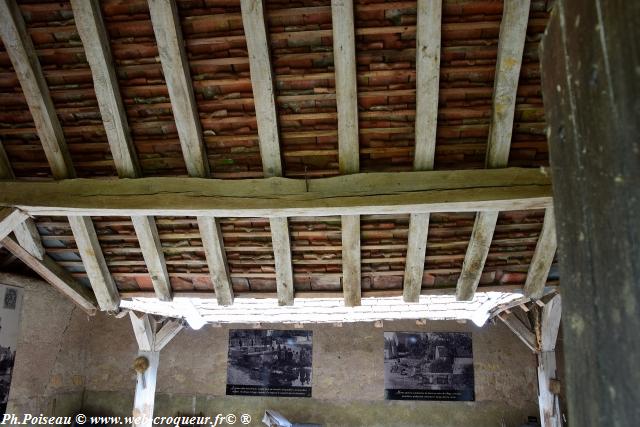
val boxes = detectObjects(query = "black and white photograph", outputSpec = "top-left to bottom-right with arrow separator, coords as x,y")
0,285 -> 23,414
384,332 -> 474,401
226,329 -> 313,398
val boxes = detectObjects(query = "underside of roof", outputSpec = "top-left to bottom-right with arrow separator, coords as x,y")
0,0 -> 558,322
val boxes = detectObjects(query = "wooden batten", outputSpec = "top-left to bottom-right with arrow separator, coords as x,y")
68,216 -> 120,311
1,237 -> 98,315
147,0 -> 209,178
0,0 -> 75,180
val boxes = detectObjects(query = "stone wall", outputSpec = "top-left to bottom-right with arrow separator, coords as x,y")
3,278 -> 540,426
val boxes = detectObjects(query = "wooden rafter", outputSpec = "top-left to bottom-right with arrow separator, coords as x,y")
403,0 -> 442,303
0,0 -> 75,180
147,0 -> 209,178
240,0 -> 282,178
0,168 -> 552,217
70,0 -> 141,178
524,206 -> 557,299
71,0 -> 175,304
332,0 -> 362,307
196,216 -> 234,305
270,217 -> 294,306
456,0 -> 531,301
68,216 -> 120,311
131,216 -> 172,302
0,208 -> 28,241
0,237 -> 98,315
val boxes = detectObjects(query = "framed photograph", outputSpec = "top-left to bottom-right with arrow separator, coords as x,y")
384,332 -> 474,401
226,329 -> 313,398
3,289 -> 16,310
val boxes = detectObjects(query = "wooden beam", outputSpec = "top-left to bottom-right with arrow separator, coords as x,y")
0,208 -> 28,241
68,216 -> 120,311
196,216 -> 233,306
0,0 -> 75,179
1,237 -> 97,315
240,0 -> 282,178
129,311 -> 154,351
132,350 -> 159,427
540,294 -> 561,352
341,214 -> 361,307
332,0 -> 359,174
0,140 -> 14,179
13,219 -> 45,260
0,168 -> 553,217
403,213 -> 429,302
154,319 -> 183,351
131,216 -> 172,302
70,0 -> 141,178
455,1 -> 531,302
524,207 -> 557,299
498,312 -> 538,353
147,0 -> 209,178
270,217 -> 294,306
413,0 -> 442,171
486,0 -> 531,168
456,211 -> 499,301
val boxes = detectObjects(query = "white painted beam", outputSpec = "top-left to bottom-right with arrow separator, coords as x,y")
524,207 -> 557,299
0,0 -> 75,179
68,216 -> 120,311
154,319 -> 183,351
70,0 -> 141,178
132,216 -> 172,302
129,311 -> 154,351
240,0 -> 282,178
538,294 -> 562,427
196,216 -> 233,306
147,0 -> 209,178
0,208 -> 28,242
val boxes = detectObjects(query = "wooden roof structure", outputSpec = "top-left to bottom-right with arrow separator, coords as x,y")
0,0 -> 558,317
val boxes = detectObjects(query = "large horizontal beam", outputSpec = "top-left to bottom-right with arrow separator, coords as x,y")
0,168 -> 552,217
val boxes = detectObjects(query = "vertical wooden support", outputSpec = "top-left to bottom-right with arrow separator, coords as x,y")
537,295 -> 562,427
541,2 -> 640,425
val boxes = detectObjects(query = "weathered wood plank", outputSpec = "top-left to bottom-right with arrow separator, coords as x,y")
131,216 -> 172,302
13,219 -> 45,260
68,216 -> 120,311
524,207 -> 557,299
537,350 -> 562,427
332,0 -> 359,174
0,208 -> 28,241
132,350 -> 159,427
196,216 -> 233,305
486,0 -> 531,168
0,141 -> 14,179
341,214 -> 361,307
0,168 -> 553,217
540,294 -> 561,352
498,312 -> 537,353
541,1 -> 640,424
154,319 -> 183,351
270,217 -> 294,306
0,0 -> 75,179
1,236 -> 97,315
147,0 -> 209,177
70,0 -> 141,178
413,0 -> 442,171
240,0 -> 282,178
129,311 -> 154,351
403,212 -> 429,302
456,211 -> 499,301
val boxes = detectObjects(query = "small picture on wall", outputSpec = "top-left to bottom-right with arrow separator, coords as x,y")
3,289 -> 16,310
384,332 -> 475,401
226,329 -> 313,398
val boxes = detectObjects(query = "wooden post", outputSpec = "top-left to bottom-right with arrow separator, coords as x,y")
541,1 -> 640,425
537,295 -> 562,427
